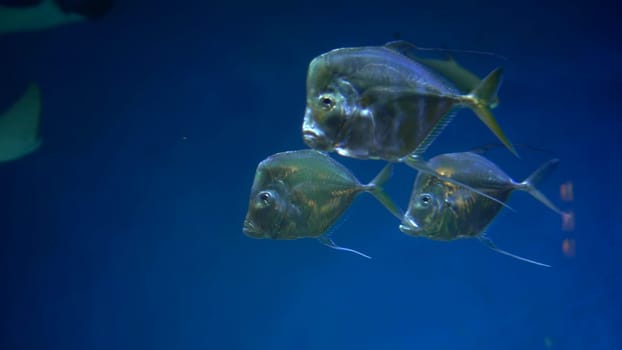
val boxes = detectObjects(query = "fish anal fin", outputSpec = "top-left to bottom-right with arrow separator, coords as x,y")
478,235 -> 551,267
317,235 -> 372,259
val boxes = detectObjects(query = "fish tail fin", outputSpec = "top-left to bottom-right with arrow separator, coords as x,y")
463,68 -> 518,158
471,67 -> 502,104
479,235 -> 551,267
366,163 -> 404,220
519,158 -> 565,216
317,235 -> 372,259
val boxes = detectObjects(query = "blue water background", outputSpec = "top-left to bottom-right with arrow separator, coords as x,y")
0,1 -> 620,349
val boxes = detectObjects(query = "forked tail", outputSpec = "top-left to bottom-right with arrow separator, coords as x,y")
366,163 -> 404,220
519,158 -> 564,216
464,68 -> 518,158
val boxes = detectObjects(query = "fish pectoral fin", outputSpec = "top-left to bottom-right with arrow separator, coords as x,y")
478,235 -> 551,267
317,235 -> 372,259
403,155 -> 515,212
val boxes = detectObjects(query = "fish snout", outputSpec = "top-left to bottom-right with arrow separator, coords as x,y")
399,215 -> 422,236
242,220 -> 263,238
302,129 -> 333,152
303,131 -> 332,151
302,108 -> 335,151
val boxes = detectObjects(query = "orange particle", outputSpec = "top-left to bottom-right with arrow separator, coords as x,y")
562,211 -> 575,231
562,238 -> 576,258
560,181 -> 574,202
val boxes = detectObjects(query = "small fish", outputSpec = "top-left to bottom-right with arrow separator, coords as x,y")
0,0 -> 113,34
0,83 -> 42,162
399,151 -> 564,267
243,149 -> 402,259
302,40 -> 516,163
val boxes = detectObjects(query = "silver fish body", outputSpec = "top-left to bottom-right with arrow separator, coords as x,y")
399,152 -> 562,241
243,149 -> 401,240
302,41 -> 516,161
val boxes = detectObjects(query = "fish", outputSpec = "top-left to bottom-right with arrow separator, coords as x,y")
398,151 -> 564,267
0,83 -> 42,162
302,40 -> 516,209
242,149 -> 402,259
301,40 -> 516,163
0,0 -> 113,34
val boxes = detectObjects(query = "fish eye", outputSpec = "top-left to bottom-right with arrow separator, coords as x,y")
257,191 -> 273,206
419,193 -> 432,207
318,94 -> 335,110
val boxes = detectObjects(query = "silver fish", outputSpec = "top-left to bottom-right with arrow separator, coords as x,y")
243,149 -> 402,258
302,40 -> 516,162
399,152 -> 564,267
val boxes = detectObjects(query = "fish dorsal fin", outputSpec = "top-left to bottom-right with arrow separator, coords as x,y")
385,41 -> 500,107
413,56 -> 489,100
385,40 -> 508,60
317,235 -> 372,259
469,143 -> 556,156
478,234 -> 551,267
384,40 -> 420,58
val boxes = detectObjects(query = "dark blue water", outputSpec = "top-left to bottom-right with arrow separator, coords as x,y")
0,1 -> 619,349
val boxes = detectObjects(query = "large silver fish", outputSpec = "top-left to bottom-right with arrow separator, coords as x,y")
399,151 -> 564,267
302,40 -> 516,163
242,149 -> 402,258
